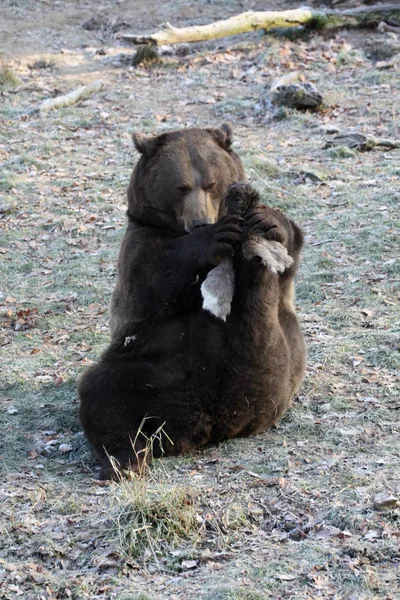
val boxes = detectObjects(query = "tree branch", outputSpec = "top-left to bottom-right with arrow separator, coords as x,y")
119,5 -> 400,46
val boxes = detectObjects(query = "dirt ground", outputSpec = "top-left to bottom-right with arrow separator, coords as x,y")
1,1 -> 399,599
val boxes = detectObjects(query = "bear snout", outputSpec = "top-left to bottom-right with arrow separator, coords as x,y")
182,189 -> 219,232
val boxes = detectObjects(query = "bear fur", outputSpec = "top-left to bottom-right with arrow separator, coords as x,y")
78,124 -> 306,480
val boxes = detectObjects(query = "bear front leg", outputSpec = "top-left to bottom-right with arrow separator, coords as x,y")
230,203 -> 303,321
156,214 -> 243,312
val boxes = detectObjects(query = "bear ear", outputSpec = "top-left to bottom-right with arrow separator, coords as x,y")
132,132 -> 151,154
132,131 -> 154,154
219,122 -> 233,146
132,132 -> 167,157
209,122 -> 233,150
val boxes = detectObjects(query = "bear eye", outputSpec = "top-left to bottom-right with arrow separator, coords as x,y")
205,181 -> 216,191
177,184 -> 192,194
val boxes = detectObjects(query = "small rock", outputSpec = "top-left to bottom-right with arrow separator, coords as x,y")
7,406 -> 18,415
59,443 -> 73,453
292,170 -> 325,185
373,492 -> 399,512
29,59 -> 55,70
270,81 -> 323,110
181,559 -> 198,570
377,54 -> 400,70
324,133 -> 375,152
369,35 -> 400,59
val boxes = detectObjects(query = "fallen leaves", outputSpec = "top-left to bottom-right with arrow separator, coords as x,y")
2,307 -> 40,331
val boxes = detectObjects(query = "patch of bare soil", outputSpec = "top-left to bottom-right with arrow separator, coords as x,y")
1,1 -> 399,599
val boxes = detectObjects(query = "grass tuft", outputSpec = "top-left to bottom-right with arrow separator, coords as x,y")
132,46 -> 160,67
103,423 -> 198,562
336,46 -> 364,66
108,471 -> 197,560
307,12 -> 329,30
0,60 -> 22,89
273,105 -> 291,121
204,588 -> 268,600
328,145 -> 357,159
243,153 -> 281,180
119,594 -> 152,600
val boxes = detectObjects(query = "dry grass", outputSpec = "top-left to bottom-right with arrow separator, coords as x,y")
109,475 -> 197,561
0,59 -> 22,89
104,427 -> 199,564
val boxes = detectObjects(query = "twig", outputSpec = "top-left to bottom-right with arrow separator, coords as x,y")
322,200 -> 349,208
265,184 -> 299,199
375,138 -> 400,149
29,79 -> 104,115
9,83 -> 38,94
378,20 -> 400,35
311,239 -> 337,247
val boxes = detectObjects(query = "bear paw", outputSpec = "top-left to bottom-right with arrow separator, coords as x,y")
244,206 -> 287,245
225,182 -> 260,216
242,238 -> 294,273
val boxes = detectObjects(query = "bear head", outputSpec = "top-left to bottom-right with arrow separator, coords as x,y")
127,123 -> 246,233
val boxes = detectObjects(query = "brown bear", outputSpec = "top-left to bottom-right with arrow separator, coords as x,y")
78,124 -> 306,480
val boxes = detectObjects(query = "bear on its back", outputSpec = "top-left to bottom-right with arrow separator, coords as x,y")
78,124 -> 306,480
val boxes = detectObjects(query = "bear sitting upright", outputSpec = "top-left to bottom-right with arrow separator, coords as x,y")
78,124 -> 306,480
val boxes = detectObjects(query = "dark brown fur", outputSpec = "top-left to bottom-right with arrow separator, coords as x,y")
78,125 -> 306,479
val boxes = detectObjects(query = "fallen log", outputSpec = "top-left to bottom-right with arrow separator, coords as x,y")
31,79 -> 104,115
324,132 -> 400,151
120,4 -> 400,46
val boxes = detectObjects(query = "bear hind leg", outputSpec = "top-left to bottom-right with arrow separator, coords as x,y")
97,436 -> 151,481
